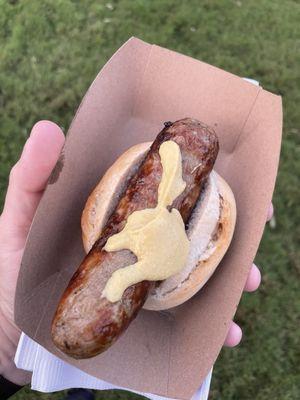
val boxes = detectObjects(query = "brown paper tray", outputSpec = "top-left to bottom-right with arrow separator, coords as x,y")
15,37 -> 282,399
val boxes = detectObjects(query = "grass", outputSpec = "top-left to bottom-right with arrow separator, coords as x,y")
0,0 -> 299,399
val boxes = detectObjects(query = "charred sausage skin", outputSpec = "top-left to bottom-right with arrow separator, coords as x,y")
51,118 -> 219,358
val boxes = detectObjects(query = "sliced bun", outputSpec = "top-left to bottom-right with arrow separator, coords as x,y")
144,172 -> 236,310
81,142 -> 236,310
81,142 -> 152,253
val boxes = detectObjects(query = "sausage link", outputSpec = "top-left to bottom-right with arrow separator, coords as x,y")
51,118 -> 219,358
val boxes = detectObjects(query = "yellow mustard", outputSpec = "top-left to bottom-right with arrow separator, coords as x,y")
103,140 -> 190,302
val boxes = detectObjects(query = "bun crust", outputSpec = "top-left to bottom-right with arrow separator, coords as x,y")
81,142 -> 151,252
81,142 -> 236,310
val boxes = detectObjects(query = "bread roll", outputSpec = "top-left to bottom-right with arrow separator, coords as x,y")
81,142 -> 236,310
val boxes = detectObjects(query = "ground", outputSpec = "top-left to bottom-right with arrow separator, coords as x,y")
0,0 -> 299,399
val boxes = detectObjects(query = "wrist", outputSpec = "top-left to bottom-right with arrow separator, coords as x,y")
0,309 -> 31,385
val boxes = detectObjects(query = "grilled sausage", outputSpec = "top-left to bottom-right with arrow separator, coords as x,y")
51,118 -> 219,358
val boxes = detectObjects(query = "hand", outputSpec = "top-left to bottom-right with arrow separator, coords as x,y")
0,121 -> 65,384
0,119 -> 273,383
224,203 -> 274,347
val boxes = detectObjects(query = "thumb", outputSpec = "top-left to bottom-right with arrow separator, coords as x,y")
1,120 -> 65,244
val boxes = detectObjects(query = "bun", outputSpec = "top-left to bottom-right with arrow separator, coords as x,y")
81,142 -> 236,310
81,142 -> 151,253
145,171 -> 236,310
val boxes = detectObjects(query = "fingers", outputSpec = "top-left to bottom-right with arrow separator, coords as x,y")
224,202 -> 273,348
226,263 -> 261,347
243,200 -> 272,294
1,121 -> 65,236
10,120 -> 65,192
267,202 -> 274,222
244,263 -> 261,292
243,200 -> 271,293
224,321 -> 242,347
225,263 -> 260,347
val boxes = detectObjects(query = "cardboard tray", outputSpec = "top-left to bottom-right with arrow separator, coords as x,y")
15,37 -> 282,399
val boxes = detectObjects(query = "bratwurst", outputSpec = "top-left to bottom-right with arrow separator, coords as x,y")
51,118 -> 219,358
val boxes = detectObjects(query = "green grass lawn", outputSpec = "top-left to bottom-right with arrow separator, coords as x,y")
1,0 -> 299,399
